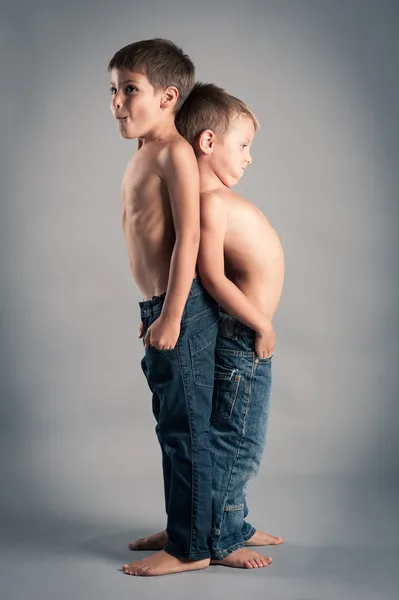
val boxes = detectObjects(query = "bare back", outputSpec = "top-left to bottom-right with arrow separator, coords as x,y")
121,139 -> 192,299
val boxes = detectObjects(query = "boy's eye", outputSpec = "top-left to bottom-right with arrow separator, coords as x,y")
126,85 -> 137,93
241,144 -> 248,149
110,87 -> 117,95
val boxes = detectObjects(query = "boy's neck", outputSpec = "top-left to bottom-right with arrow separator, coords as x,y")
140,118 -> 179,144
198,161 -> 227,193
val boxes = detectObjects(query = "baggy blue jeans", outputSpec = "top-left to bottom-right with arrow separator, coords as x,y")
209,311 -> 273,560
139,278 -> 218,560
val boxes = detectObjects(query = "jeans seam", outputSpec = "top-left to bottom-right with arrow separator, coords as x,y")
243,358 -> 256,422
216,348 -> 254,357
180,343 -> 197,555
214,429 -> 246,550
182,306 -> 214,327
224,503 -> 245,511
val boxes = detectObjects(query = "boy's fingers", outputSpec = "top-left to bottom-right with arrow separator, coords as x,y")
255,346 -> 274,359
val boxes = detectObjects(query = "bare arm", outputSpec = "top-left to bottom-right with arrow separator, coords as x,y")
198,192 -> 271,335
160,140 -> 200,321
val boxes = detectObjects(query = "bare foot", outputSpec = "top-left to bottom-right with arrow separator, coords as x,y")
245,530 -> 283,546
128,530 -> 167,551
211,548 -> 272,569
122,550 -> 210,577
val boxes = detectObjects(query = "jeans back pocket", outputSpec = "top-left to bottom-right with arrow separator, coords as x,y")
211,363 -> 241,422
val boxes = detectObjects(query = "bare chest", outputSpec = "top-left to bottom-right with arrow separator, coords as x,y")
121,157 -> 166,228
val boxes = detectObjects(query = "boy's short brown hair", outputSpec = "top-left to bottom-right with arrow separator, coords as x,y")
175,83 -> 259,149
108,38 -> 195,111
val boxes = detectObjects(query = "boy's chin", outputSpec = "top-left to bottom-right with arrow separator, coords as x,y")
118,130 -> 138,140
116,122 -> 139,140
223,175 -> 240,188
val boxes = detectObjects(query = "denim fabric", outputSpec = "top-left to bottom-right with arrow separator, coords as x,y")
140,278 -> 218,560
210,311 -> 273,559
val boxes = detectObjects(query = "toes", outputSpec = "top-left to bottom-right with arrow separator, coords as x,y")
249,554 -> 272,568
261,558 -> 270,567
249,559 -> 259,568
254,557 -> 264,568
271,535 -> 283,544
123,562 -> 140,575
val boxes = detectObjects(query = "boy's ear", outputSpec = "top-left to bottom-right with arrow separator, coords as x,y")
198,129 -> 216,155
160,86 -> 179,109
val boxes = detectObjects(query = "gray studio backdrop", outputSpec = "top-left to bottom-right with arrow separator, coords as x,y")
1,0 -> 398,558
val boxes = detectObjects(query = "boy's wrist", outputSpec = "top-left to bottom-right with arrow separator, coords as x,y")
256,318 -> 273,335
160,311 -> 182,323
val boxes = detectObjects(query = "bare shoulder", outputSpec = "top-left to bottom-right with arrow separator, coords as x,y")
200,188 -> 231,227
157,136 -> 196,170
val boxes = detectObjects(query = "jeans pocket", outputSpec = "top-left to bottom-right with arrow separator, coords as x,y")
258,353 -> 274,363
148,345 -> 176,354
189,319 -> 218,387
211,364 -> 241,422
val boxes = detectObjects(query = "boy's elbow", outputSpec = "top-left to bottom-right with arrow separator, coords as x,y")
198,267 -> 220,291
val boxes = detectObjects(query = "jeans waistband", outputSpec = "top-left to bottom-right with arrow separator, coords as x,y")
139,277 -> 205,319
218,311 -> 255,341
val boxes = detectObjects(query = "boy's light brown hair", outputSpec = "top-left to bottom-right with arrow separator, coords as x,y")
108,38 -> 195,111
175,82 -> 259,151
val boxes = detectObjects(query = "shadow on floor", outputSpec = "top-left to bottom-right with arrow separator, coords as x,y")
0,510 -> 155,563
1,510 -> 399,596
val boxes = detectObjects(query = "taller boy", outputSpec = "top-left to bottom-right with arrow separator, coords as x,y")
109,39 -> 218,576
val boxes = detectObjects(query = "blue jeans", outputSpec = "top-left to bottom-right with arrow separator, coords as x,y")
140,278 -> 218,560
209,311 -> 273,560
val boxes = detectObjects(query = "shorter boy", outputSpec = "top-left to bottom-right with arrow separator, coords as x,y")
131,84 -> 284,569
177,83 -> 284,568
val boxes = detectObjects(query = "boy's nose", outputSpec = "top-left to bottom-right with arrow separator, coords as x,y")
112,91 -> 123,110
246,153 -> 252,164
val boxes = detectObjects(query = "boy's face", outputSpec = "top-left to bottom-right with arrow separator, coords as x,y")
212,116 -> 255,187
109,70 -> 162,139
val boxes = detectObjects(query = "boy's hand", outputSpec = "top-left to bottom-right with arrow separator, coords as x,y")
144,315 -> 181,351
255,320 -> 275,359
138,322 -> 144,339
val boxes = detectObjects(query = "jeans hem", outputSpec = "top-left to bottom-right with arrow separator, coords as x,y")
164,543 -> 210,561
242,525 -> 256,541
211,541 -> 245,560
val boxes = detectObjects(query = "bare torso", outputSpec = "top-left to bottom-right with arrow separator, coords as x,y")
121,141 -> 184,299
222,190 -> 284,320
